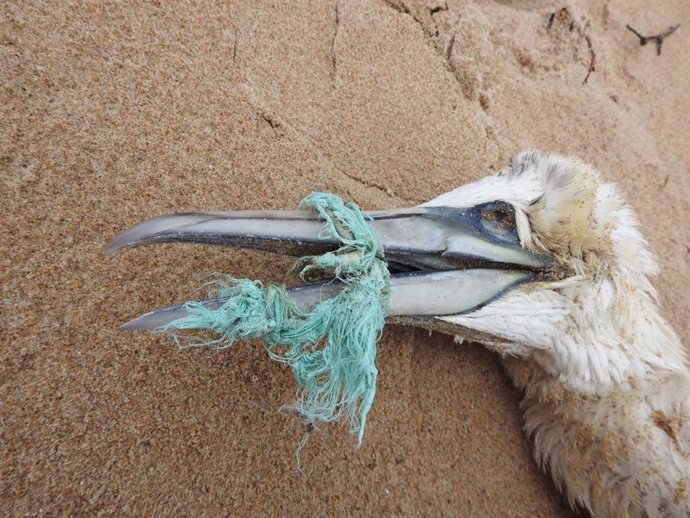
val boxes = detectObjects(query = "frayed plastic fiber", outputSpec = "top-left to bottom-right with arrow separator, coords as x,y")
162,193 -> 390,444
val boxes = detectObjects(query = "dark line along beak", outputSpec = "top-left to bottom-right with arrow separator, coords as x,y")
106,201 -> 556,330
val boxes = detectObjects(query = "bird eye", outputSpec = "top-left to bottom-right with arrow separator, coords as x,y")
481,208 -> 512,234
477,202 -> 519,245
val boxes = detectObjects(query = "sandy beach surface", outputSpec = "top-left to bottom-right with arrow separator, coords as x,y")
2,0 -> 688,515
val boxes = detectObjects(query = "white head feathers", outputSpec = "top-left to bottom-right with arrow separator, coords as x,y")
429,150 -> 687,394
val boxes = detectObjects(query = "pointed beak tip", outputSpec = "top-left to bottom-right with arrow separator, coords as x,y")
102,243 -> 118,256
120,319 -> 138,331
103,233 -> 134,256
120,318 -> 155,331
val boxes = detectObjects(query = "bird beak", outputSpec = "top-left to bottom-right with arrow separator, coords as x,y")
105,201 -> 558,331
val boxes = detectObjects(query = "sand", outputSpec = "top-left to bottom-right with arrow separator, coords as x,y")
2,0 -> 688,515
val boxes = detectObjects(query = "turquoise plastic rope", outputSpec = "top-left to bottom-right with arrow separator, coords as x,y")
163,193 -> 390,444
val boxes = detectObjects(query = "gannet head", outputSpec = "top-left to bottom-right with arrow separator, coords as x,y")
105,150 -> 688,395
427,151 -> 687,394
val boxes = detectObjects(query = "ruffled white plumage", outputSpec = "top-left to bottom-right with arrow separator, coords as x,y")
433,151 -> 689,517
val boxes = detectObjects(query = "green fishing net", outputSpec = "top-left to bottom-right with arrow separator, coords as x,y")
163,193 -> 390,444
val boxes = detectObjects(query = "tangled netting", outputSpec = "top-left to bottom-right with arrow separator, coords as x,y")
163,193 -> 390,444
